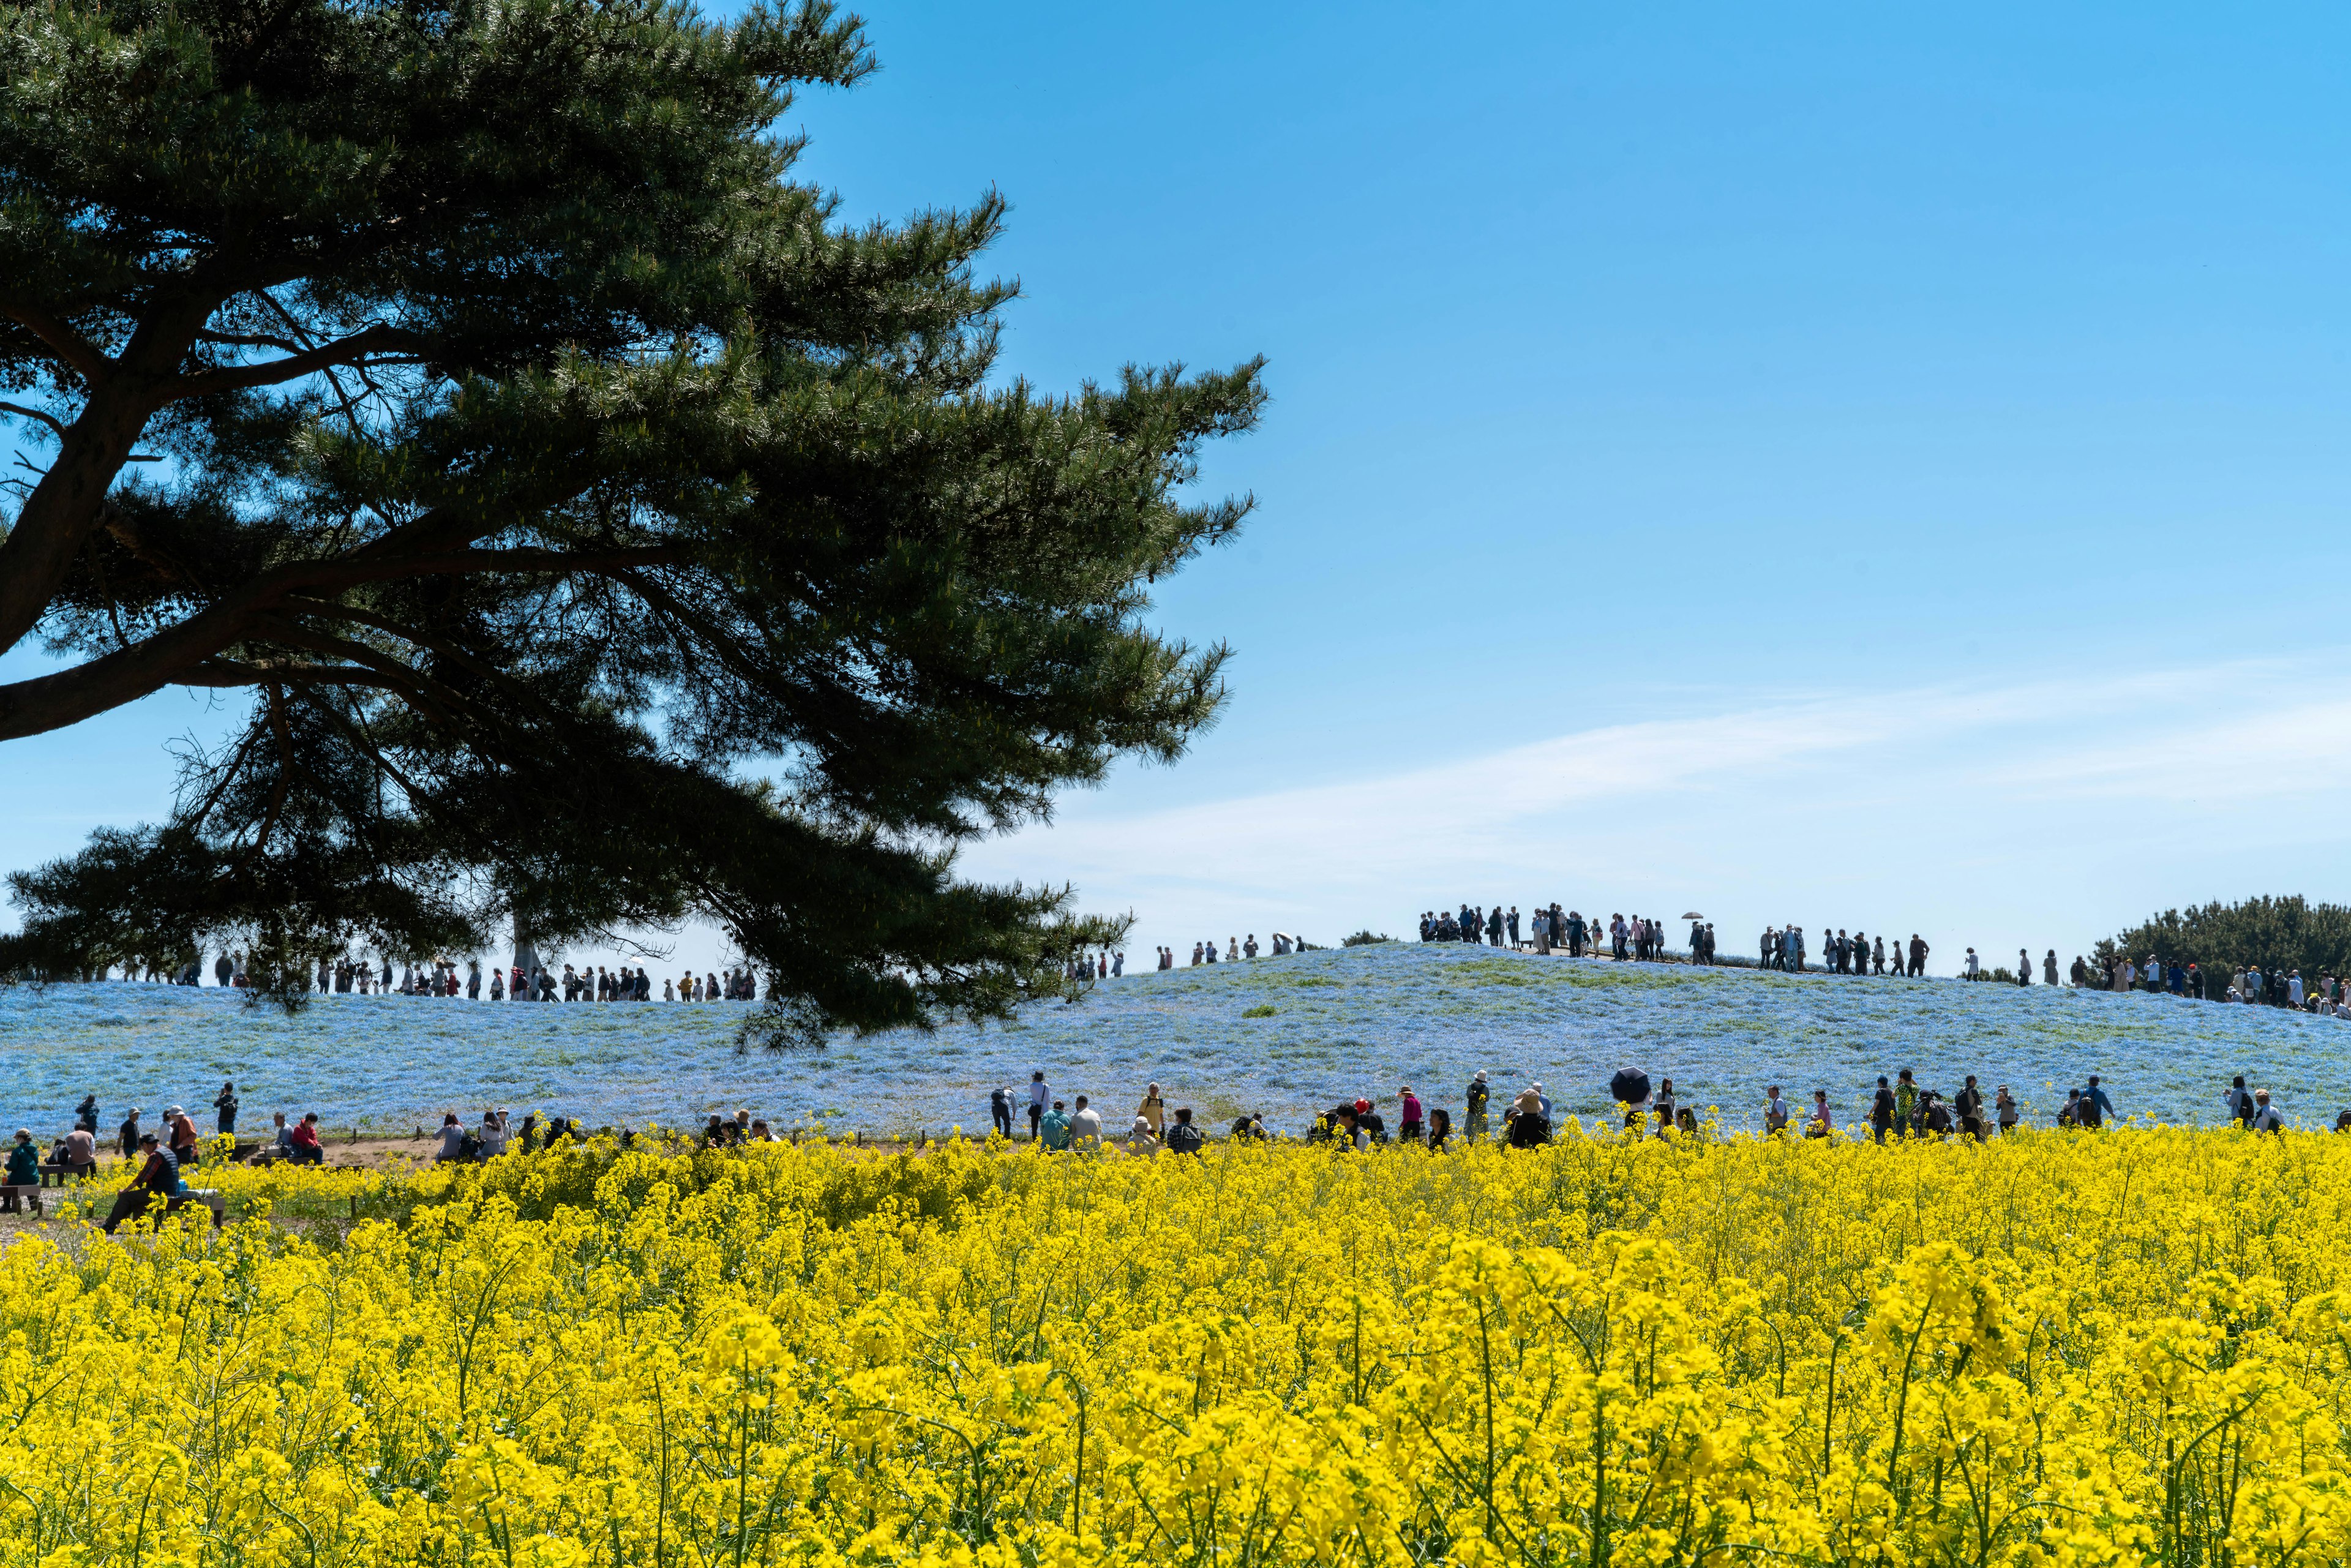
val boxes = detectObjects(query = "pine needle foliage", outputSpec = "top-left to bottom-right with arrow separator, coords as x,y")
0,0 -> 1267,1043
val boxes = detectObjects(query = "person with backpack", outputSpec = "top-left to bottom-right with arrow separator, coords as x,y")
2227,1075 -> 2255,1128
1464,1072 -> 1490,1141
1869,1076 -> 1895,1144
1165,1108 -> 1204,1155
2250,1090 -> 2284,1134
1954,1076 -> 1985,1141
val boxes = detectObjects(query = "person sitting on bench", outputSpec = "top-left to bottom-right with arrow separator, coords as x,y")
2,1129 -> 40,1212
102,1134 -> 182,1233
287,1113 -> 324,1166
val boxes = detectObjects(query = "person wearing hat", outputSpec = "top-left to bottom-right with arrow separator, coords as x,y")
1507,1085 -> 1548,1147
2,1130 -> 39,1210
165,1105 -> 200,1169
116,1106 -> 141,1161
1397,1087 -> 1423,1142
102,1134 -> 182,1233
1465,1071 -> 1490,1142
1352,1098 -> 1386,1144
1126,1116 -> 1158,1155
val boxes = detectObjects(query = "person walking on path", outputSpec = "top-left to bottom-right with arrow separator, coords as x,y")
1026,1072 -> 1048,1140
1398,1086 -> 1423,1142
213,1081 -> 238,1136
2044,950 -> 2058,986
1996,1086 -> 2018,1135
116,1106 -> 141,1161
1763,1086 -> 1790,1135
1908,935 -> 1928,977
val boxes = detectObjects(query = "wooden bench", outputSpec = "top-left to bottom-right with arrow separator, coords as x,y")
37,1160 -> 94,1187
0,1185 -> 43,1217
168,1189 -> 226,1228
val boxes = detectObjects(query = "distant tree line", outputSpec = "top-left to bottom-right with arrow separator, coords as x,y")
2094,897 -> 2351,985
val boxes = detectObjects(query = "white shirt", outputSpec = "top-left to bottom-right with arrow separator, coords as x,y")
1071,1107 -> 1102,1144
1028,1081 -> 1049,1109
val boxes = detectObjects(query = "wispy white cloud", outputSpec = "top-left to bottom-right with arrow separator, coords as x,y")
956,655 -> 2351,949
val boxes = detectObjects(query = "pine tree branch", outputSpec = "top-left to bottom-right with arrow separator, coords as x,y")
0,299 -> 111,381
0,401 -> 67,441
181,659 -> 407,691
169,324 -> 429,399
0,544 -> 679,741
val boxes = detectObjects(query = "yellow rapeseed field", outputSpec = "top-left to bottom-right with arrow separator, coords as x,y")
4,1125 -> 2349,1568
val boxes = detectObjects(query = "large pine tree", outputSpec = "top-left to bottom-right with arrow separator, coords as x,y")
0,0 -> 1264,1041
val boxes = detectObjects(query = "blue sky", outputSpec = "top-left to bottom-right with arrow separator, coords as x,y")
12,1 -> 2351,975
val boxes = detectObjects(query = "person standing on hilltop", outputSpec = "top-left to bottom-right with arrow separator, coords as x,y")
1908,934 -> 1928,977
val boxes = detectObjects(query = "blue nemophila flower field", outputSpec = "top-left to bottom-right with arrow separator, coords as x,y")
0,943 -> 2339,1135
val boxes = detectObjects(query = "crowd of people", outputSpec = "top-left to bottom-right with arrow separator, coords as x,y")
1158,934 -> 1305,968
50,952 -> 767,1002
1421,906 -> 1733,963
976,1058 -> 2351,1155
